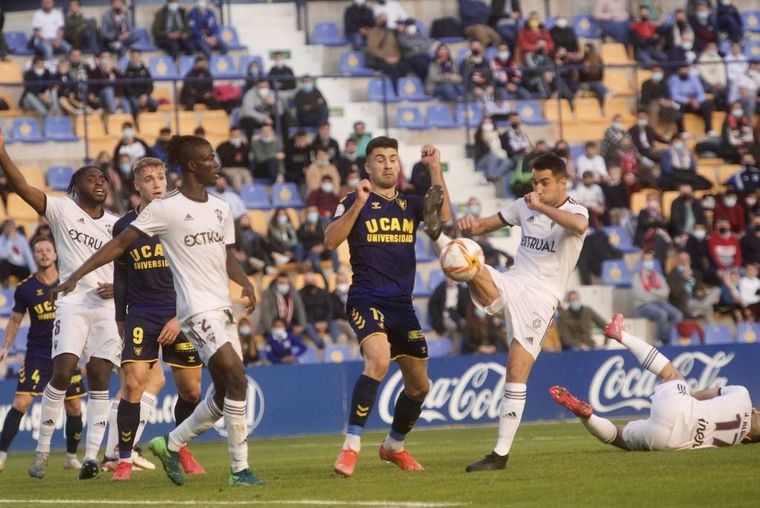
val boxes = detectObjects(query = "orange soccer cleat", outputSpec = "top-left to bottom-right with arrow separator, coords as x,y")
603,314 -> 625,342
378,445 -> 425,472
178,445 -> 205,475
333,448 -> 359,477
111,461 -> 133,481
550,386 -> 593,418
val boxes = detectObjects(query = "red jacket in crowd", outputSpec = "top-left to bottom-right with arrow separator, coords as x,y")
713,200 -> 746,234
708,233 -> 742,270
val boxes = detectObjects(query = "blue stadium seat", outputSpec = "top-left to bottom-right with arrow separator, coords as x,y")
238,54 -> 265,75
272,183 -> 304,208
44,116 -> 78,142
220,25 -> 247,50
569,144 -> 585,160
239,184 -> 271,210
11,327 -> 28,354
428,269 -> 445,291
455,47 -> 470,65
428,337 -> 453,357
456,103 -> 483,128
210,55 -> 237,78
601,259 -> 632,287
735,323 -> 760,344
603,226 -> 638,253
415,20 -> 428,36
5,31 -> 34,55
415,235 -> 434,262
149,56 -> 179,80
47,166 -> 74,191
545,16 -> 557,29
744,40 -> 760,60
312,22 -> 347,46
426,104 -> 458,129
324,344 -> 354,363
396,106 -> 427,130
573,14 -> 601,39
12,117 -> 45,143
742,10 -> 760,33
703,325 -> 733,345
413,272 -> 432,298
516,101 -> 549,125
367,77 -> 399,102
339,51 -> 374,76
299,346 -> 320,364
0,288 -> 13,317
397,77 -> 430,101
117,54 -> 129,72
178,55 -> 196,77
130,27 -> 158,52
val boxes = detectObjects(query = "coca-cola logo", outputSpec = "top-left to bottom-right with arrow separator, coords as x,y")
589,351 -> 734,413
378,362 -> 505,424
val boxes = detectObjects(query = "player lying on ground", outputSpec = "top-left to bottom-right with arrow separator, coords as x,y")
0,237 -> 85,472
552,314 -> 760,450
51,135 -> 262,487
0,130 -> 120,480
428,153 -> 589,472
325,139 -> 452,477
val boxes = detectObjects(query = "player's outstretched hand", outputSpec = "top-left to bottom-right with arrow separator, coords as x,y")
0,347 -> 8,362
242,284 -> 257,314
157,317 -> 180,346
355,178 -> 371,204
420,144 -> 441,169
96,282 -> 114,299
49,278 -> 78,303
457,215 -> 481,235
524,192 -> 545,212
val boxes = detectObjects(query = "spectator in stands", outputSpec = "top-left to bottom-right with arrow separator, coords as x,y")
242,58 -> 265,94
239,79 -> 279,138
660,135 -> 711,191
669,64 -> 715,136
90,50 -> 132,114
31,0 -> 70,59
214,126 -> 251,189
667,250 -> 720,320
100,0 -> 136,55
725,41 -> 748,89
633,251 -> 683,343
250,124 -> 285,183
264,318 -> 307,364
67,47 -> 91,85
21,56 -> 60,118
425,43 -> 465,101
630,5 -> 666,65
235,213 -> 273,275
397,19 -> 434,82
739,263 -> 760,321
499,112 -> 532,159
489,0 -> 521,50
670,183 -> 706,236
210,173 -> 246,220
306,176 -> 340,219
238,317 -> 261,365
741,215 -> 760,265
180,55 -> 219,110
634,193 -> 672,265
295,75 -> 329,128
300,272 -> 337,348
639,65 -> 680,133
311,122 -> 340,164
337,139 -> 359,183
576,141 -> 608,183
718,268 -> 746,322
284,130 -> 312,184
305,147 -> 341,194
187,0 -> 227,57
578,43 -> 608,110
348,121 -> 371,158
721,102 -> 754,163
341,167 -> 361,197
329,272 -> 356,344
517,11 -> 553,61
489,42 -> 529,100
729,153 -> 760,194
474,117 -> 512,183
523,38 -> 553,98
665,9 -> 694,57
709,218 -> 742,272
63,0 -> 99,54
268,51 -> 296,92
682,222 -> 718,284
730,61 -> 760,119
550,14 -> 580,60
372,0 -> 408,29
578,227 -> 623,284
713,188 -> 745,234
298,206 -> 339,271
557,291 -> 606,350
429,278 -> 468,345
365,13 -> 408,87
666,28 -> 697,68
113,122 -> 151,167
571,171 -> 606,228
152,0 -> 193,58
629,110 -> 666,165
54,58 -> 82,115
601,114 -> 626,163
550,47 -> 579,109
0,220 -> 35,287
594,0 -> 630,45
716,0 -> 743,43
123,49 -> 157,115
344,0 -> 375,49
267,209 -> 301,265
690,1 -> 718,53
697,42 -> 727,108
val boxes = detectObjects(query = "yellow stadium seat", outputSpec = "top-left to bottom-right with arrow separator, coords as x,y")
543,99 -> 574,122
247,210 -> 269,235
0,200 -> 6,221
636,69 -> 653,89
683,114 -> 706,138
697,165 -> 718,186
153,83 -> 175,109
87,137 -> 117,160
19,166 -> 45,190
629,189 -> 660,215
6,193 -> 40,221
138,112 -> 171,139
173,111 -> 198,135
604,97 -> 634,120
106,113 -> 136,136
661,191 -> 679,219
600,43 -> 632,65
604,70 -> 634,96
199,109 -> 230,136
557,121 -> 608,143
284,208 -> 300,229
0,62 -> 23,84
574,98 -> 603,121
716,164 -> 741,185
74,114 -> 108,139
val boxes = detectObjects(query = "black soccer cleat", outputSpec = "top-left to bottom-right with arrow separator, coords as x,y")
78,458 -> 99,480
465,451 -> 509,472
422,185 -> 444,240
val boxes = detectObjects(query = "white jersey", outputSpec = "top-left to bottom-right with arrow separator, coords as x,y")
131,190 -> 234,322
497,197 -> 588,302
45,195 -> 117,307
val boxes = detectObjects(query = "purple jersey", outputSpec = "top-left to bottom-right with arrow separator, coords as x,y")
12,275 -> 57,358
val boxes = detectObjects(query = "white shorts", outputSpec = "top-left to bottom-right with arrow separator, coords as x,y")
181,308 -> 242,365
473,265 -> 557,359
622,380 -> 693,451
52,301 -> 121,365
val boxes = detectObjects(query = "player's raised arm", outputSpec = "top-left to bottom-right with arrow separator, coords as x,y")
421,145 -> 452,225
50,228 -> 141,301
457,213 -> 506,236
324,179 -> 370,250
0,311 -> 23,361
0,129 -> 46,215
226,245 -> 257,314
525,192 -> 589,235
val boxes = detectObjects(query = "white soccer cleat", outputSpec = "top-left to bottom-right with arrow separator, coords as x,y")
0,451 -> 7,472
132,448 -> 156,470
63,454 -> 82,470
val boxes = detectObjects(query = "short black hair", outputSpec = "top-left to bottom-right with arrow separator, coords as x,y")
166,135 -> 211,170
365,136 -> 398,158
530,152 -> 567,178
67,165 -> 109,195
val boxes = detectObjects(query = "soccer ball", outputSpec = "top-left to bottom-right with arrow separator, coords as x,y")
439,238 -> 484,282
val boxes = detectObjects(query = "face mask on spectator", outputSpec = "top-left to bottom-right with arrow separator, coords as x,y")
33,66 -> 45,76
347,177 -> 359,187
612,121 -> 623,131
746,197 -> 757,207
555,18 -> 568,28
231,137 -> 243,147
271,327 -> 287,339
681,41 -> 693,51
406,24 -> 417,35
637,119 -> 648,127
301,82 -> 315,92
469,204 -> 481,216
569,301 -> 582,311
724,197 -> 737,207
307,211 -> 320,223
276,283 -> 290,295
239,325 -> 251,336
721,0 -> 731,4
673,141 -> 685,150
354,0 -> 365,5
322,179 -> 335,191
642,260 -> 655,271
693,229 -> 706,240
471,48 -> 482,57
277,215 -> 289,226
474,307 -> 486,318
336,283 -> 350,293
718,226 -> 729,236
481,122 -> 494,132
498,50 -> 510,60
652,72 -> 663,82
528,19 -> 539,29
257,87 -> 271,98
122,128 -> 134,140
168,2 -> 179,12
510,120 -> 520,129
119,162 -> 131,174
732,108 -> 744,118
696,11 -> 709,21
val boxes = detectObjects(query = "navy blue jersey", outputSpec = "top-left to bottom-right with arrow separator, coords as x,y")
332,191 -> 424,300
12,275 -> 57,358
113,209 -> 176,321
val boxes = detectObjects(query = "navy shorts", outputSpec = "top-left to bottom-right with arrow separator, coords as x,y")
16,355 -> 87,399
123,311 -> 202,368
346,297 -> 428,360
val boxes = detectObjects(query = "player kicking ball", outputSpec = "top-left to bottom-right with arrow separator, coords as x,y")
326,139 -> 452,477
429,153 -> 589,471
51,135 -> 262,487
551,314 -> 760,450
0,237 -> 86,472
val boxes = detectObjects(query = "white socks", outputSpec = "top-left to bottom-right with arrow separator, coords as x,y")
342,433 -> 361,452
36,385 -> 66,453
582,415 -> 618,444
104,400 -> 120,460
223,398 -> 249,473
168,392 -> 222,453
134,393 -> 157,447
84,391 -> 110,461
382,433 -> 404,453
621,331 -> 670,376
432,233 -> 452,255
493,383 -> 526,456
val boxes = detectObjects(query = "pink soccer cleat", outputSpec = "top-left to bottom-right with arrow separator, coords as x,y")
333,448 -> 359,477
550,386 -> 593,418
379,445 -> 425,472
603,313 -> 625,342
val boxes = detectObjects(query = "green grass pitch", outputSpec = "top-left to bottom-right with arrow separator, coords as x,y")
0,422 -> 758,507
